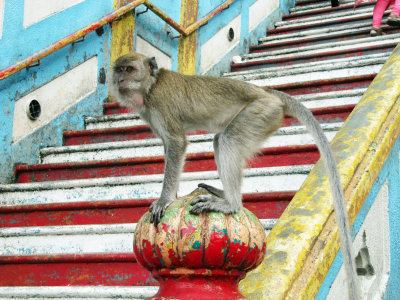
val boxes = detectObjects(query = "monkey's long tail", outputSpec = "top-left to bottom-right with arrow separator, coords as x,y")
275,90 -> 362,300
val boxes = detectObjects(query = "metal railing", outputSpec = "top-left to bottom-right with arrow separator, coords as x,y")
0,0 -> 235,81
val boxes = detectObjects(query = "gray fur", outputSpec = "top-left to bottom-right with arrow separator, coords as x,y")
110,53 -> 361,299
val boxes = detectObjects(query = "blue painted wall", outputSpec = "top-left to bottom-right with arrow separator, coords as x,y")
316,137 -> 400,299
133,1 -> 181,71
133,0 -> 295,74
0,0 -> 113,183
198,0 -> 295,76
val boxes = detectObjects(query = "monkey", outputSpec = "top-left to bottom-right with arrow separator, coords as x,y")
110,52 -> 361,300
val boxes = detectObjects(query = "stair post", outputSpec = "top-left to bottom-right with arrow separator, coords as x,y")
133,188 -> 267,299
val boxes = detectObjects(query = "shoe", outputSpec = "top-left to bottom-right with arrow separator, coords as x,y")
331,0 -> 339,7
370,27 -> 384,36
387,13 -> 400,26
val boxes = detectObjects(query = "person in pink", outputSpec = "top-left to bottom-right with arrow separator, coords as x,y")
370,0 -> 400,36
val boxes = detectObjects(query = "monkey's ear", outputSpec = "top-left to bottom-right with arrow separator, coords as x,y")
148,57 -> 159,77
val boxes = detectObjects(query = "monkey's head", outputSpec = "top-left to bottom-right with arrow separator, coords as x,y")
110,52 -> 159,109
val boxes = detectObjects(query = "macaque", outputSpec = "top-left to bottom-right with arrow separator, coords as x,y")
110,52 -> 361,299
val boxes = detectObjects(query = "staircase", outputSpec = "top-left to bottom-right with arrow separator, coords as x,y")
1,0 -> 398,298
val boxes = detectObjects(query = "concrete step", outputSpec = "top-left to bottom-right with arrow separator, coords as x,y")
0,164 -> 314,207
63,125 -> 155,146
60,100 -> 353,146
241,57 -> 383,87
276,5 -> 373,28
1,192 -> 294,227
271,74 -> 374,96
38,123 -> 341,164
268,8 -> 376,35
0,216 -> 277,288
240,34 -> 397,63
228,52 -> 387,81
290,0 -> 355,12
255,24 -> 399,53
259,20 -> 372,45
0,286 -> 157,300
285,1 -> 374,21
15,145 -> 320,183
84,113 -> 143,130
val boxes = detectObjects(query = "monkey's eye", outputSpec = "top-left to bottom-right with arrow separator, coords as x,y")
126,66 -> 135,73
114,66 -> 124,73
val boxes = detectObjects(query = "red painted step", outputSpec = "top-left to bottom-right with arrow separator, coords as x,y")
232,43 -> 396,72
63,125 -> 155,146
15,145 -> 320,183
283,2 -> 375,21
0,253 -> 155,287
268,14 -> 376,35
62,105 -> 353,146
271,74 -> 375,96
103,102 -> 132,115
0,191 -> 295,228
250,27 -> 400,53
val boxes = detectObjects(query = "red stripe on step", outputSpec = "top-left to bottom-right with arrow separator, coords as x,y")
0,253 -> 155,286
270,74 -> 376,95
15,144 -> 321,183
283,2 -> 375,21
267,14 -> 374,35
0,191 -> 295,227
233,43 -> 396,70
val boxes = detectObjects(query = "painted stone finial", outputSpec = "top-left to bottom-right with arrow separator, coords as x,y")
134,188 -> 267,300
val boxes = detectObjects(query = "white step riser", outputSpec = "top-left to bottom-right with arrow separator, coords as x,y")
260,20 -> 372,44
86,96 -> 357,131
1,219 -> 276,256
290,0 -> 355,13
0,165 -> 312,206
0,286 -> 157,300
276,6 -> 373,28
248,64 -> 380,87
85,114 -> 140,130
40,127 -> 339,164
242,34 -> 399,62
226,53 -> 387,79
84,90 -> 364,132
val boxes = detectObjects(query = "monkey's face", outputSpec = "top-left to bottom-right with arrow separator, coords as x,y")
112,59 -> 147,95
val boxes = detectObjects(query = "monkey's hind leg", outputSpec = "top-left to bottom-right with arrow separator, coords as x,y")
190,97 -> 284,216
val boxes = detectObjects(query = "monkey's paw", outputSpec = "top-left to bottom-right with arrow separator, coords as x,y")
149,199 -> 170,227
190,195 -> 229,215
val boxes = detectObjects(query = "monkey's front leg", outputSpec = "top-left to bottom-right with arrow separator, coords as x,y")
150,136 -> 187,227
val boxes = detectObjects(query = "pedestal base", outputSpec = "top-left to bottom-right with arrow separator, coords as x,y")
148,268 -> 247,300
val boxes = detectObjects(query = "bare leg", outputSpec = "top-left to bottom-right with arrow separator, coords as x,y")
190,97 -> 284,215
150,135 -> 187,226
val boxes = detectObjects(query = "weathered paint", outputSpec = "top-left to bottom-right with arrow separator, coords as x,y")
177,0 -> 198,75
12,56 -> 98,143
110,0 -> 136,73
317,140 -> 397,299
239,43 -> 400,299
198,0 -> 295,76
0,0 -> 141,81
0,0 -> 4,38
0,0 -> 113,183
0,286 -> 159,298
23,0 -> 84,28
133,189 -> 266,299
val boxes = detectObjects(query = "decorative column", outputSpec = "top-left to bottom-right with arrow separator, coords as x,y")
134,188 -> 267,300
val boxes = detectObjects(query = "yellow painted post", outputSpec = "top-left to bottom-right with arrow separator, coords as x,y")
110,0 -> 135,68
109,0 -> 136,102
178,0 -> 198,75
